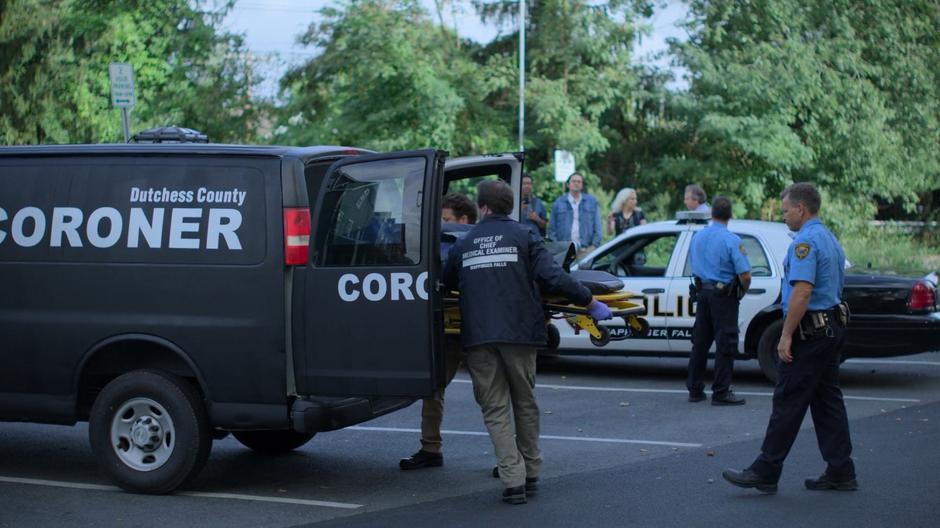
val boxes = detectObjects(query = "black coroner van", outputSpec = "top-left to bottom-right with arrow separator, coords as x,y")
0,143 -> 522,493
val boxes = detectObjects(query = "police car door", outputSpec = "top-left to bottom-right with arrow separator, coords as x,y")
294,150 -> 445,397
570,230 -> 681,352
734,231 -> 780,349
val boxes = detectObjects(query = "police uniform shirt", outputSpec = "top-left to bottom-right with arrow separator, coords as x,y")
781,218 -> 845,314
689,222 -> 750,284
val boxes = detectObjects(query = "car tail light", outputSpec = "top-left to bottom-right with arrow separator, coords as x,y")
284,208 -> 311,266
907,281 -> 936,311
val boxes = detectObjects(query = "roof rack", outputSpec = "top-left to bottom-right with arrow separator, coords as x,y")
131,126 -> 208,144
676,211 -> 711,224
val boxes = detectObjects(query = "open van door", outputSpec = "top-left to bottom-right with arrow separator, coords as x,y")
293,150 -> 446,397
443,153 -> 524,221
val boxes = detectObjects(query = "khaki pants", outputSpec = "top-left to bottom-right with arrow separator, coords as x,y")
465,343 -> 541,488
419,338 -> 465,454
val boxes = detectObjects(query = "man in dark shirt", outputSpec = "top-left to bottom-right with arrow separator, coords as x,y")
444,179 -> 612,505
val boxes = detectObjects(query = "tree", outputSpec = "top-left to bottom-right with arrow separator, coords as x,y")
277,0 -> 510,153
474,0 -> 652,199
661,0 -> 940,225
0,0 -> 261,145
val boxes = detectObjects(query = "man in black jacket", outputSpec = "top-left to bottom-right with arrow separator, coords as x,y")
444,179 -> 612,505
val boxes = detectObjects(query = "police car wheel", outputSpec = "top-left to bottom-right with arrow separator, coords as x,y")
232,430 -> 316,454
757,320 -> 782,385
88,370 -> 211,494
590,325 -> 612,346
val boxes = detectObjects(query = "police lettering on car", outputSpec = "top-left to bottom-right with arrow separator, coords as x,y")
724,182 -> 857,494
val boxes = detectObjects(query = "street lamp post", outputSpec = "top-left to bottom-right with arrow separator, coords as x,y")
518,0 -> 525,152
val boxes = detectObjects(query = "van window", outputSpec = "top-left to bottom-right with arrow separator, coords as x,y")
316,157 -> 425,267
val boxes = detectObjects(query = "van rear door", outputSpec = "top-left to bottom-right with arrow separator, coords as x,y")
292,150 -> 445,397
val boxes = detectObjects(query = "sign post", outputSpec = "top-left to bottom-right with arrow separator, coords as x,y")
108,62 -> 136,142
553,150 -> 575,182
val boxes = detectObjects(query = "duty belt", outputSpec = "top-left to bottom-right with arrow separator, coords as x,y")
798,304 -> 848,340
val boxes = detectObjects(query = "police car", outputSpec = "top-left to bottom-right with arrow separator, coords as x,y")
555,212 -> 940,383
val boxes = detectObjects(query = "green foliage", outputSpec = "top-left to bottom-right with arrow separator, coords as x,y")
655,0 -> 940,221
478,1 -> 650,191
276,0 -> 512,154
842,229 -> 940,277
0,0 -> 262,144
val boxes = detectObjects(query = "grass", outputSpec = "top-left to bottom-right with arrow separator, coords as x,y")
842,229 -> 940,277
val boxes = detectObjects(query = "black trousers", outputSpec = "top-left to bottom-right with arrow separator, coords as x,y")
748,320 -> 855,481
686,290 -> 739,395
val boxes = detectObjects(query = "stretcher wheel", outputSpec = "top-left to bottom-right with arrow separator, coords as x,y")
590,325 -> 611,347
545,323 -> 560,352
626,316 -> 650,337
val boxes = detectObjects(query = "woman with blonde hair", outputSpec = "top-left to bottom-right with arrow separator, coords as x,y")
607,187 -> 646,236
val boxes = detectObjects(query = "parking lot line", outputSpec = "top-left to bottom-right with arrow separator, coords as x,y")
0,476 -> 363,509
347,426 -> 702,448
450,379 -> 920,403
846,358 -> 940,367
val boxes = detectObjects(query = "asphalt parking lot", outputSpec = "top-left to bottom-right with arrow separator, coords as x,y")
2,352 -> 939,527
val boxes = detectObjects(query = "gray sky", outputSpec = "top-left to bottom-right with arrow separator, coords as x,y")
223,0 -> 689,98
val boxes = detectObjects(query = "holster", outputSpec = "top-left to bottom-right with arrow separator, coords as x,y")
798,310 -> 834,340
837,301 -> 850,326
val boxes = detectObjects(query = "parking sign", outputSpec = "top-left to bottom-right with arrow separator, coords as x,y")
108,63 -> 136,108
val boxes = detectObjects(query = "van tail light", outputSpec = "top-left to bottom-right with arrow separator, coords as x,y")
284,208 -> 311,266
907,281 -> 936,312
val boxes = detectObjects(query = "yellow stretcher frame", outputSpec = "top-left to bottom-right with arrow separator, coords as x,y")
443,290 -> 649,349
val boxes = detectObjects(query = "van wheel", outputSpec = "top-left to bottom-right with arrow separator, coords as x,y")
89,370 -> 211,494
757,320 -> 782,385
232,430 -> 316,454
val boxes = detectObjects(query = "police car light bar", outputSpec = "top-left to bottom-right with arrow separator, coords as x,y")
676,211 -> 711,223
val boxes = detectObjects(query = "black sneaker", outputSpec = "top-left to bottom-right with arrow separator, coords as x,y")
688,391 -> 707,403
399,450 -> 443,470
712,390 -> 746,406
804,473 -> 858,491
525,477 -> 539,494
722,468 -> 778,494
492,466 -> 538,493
502,485 -> 526,505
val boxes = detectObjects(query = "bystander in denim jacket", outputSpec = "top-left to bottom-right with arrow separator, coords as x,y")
548,193 -> 603,249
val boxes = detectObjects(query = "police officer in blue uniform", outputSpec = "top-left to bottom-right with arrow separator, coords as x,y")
723,182 -> 857,494
687,196 -> 751,405
444,179 -> 612,505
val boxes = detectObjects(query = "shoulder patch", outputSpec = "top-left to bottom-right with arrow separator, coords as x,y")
739,244 -> 747,256
794,242 -> 811,260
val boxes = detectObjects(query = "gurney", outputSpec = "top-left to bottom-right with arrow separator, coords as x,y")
441,231 -> 649,351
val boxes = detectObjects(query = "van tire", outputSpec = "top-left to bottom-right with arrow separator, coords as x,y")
757,320 -> 782,385
89,370 -> 211,494
232,430 -> 316,454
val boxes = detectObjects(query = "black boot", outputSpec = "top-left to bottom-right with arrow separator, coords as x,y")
502,485 -> 526,505
722,468 -> 777,493
804,473 -> 858,491
399,450 -> 443,470
711,390 -> 746,406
